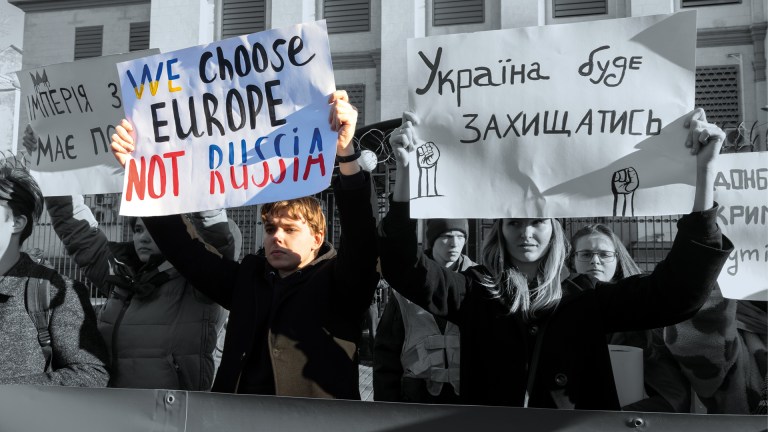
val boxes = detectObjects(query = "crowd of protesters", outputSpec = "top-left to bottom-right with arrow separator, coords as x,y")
1,83 -> 765,415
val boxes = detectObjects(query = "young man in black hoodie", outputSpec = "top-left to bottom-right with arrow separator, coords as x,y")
110,90 -> 379,398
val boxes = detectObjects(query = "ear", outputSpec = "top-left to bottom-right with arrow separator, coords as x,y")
312,230 -> 324,250
12,215 -> 27,235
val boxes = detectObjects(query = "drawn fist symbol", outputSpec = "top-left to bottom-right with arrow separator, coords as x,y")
417,142 -> 440,169
612,167 -> 639,195
611,167 -> 639,217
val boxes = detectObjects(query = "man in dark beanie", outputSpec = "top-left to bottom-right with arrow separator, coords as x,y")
0,159 -> 109,386
374,219 -> 475,403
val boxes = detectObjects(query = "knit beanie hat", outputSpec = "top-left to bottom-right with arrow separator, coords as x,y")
426,219 -> 469,249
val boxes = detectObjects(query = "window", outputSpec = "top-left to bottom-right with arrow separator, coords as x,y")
433,0 -> 484,26
337,84 -> 365,127
324,0 -> 370,34
695,65 -> 740,128
552,0 -> 607,18
681,0 -> 740,7
221,0 -> 266,39
129,22 -> 150,52
74,26 -> 103,60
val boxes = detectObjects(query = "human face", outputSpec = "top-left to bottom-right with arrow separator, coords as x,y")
263,210 -> 323,278
432,230 -> 466,267
132,218 -> 162,263
0,201 -> 16,258
502,219 -> 553,266
573,233 -> 618,282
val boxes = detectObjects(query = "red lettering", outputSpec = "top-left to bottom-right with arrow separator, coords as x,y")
125,157 -> 146,201
303,154 -> 325,180
148,155 -> 166,199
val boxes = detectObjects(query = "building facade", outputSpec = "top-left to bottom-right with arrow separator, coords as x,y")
6,0 -> 768,275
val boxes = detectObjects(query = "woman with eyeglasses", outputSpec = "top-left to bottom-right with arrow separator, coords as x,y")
377,108 -> 733,410
569,224 -> 767,414
568,224 -> 692,412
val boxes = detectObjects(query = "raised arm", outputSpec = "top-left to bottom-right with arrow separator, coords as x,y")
45,196 -> 114,295
324,90 -> 381,339
596,108 -> 732,332
378,112 -> 471,323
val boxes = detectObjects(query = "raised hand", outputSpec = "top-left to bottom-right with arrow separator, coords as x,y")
110,119 -> 135,168
389,111 -> 419,168
328,90 -> 358,155
684,108 -> 725,212
684,108 -> 725,172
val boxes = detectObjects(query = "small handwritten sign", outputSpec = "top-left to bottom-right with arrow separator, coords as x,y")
116,21 -> 336,216
17,50 -> 157,196
713,152 -> 768,301
406,11 -> 698,218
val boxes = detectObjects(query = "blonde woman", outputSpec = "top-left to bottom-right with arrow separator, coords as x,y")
377,109 -> 733,410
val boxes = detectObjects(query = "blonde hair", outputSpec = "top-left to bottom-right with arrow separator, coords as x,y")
261,196 -> 326,240
480,218 -> 569,321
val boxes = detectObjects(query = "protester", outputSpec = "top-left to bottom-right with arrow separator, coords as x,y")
18,126 -> 233,391
110,90 -> 380,399
0,159 -> 109,386
377,108 -> 733,410
567,224 -> 692,412
569,223 -> 767,414
374,219 -> 474,403
47,197 -> 232,390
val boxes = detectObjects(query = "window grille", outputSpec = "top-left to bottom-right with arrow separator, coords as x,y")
324,0 -> 370,34
129,22 -> 150,52
695,65 -> 740,128
221,0 -> 266,39
433,0 -> 484,26
681,0 -> 740,7
74,26 -> 103,60
552,0 -> 607,18
337,84 -> 366,127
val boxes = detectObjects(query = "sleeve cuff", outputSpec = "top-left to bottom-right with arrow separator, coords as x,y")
336,170 -> 367,190
677,202 -> 722,246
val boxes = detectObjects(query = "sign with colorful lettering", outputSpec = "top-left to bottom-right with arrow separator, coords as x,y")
116,20 -> 336,216
713,152 -> 768,301
17,50 -> 157,196
406,11 -> 698,218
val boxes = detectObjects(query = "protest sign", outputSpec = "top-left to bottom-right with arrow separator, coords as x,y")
406,11 -> 698,218
713,152 -> 767,301
17,50 -> 157,196
116,21 -> 336,216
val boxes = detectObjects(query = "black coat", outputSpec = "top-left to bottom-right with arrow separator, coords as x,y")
379,201 -> 732,410
143,172 -> 379,398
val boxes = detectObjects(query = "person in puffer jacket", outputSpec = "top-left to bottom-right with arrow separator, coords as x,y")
44,195 -> 233,390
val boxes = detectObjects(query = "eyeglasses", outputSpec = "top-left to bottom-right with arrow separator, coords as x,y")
575,250 -> 617,262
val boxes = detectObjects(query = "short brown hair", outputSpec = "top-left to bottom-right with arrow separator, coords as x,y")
261,197 -> 326,239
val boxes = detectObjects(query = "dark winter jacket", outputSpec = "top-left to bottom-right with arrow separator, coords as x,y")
0,253 -> 109,386
142,172 -> 380,398
45,196 -> 230,390
379,200 -> 732,410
